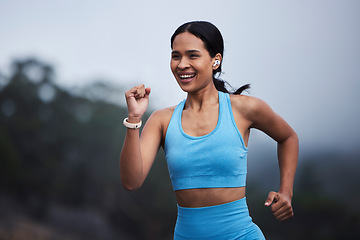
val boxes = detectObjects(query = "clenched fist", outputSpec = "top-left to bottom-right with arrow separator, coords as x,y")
265,191 -> 294,221
125,84 -> 151,123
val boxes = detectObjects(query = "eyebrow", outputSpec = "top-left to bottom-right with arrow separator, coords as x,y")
171,50 -> 201,54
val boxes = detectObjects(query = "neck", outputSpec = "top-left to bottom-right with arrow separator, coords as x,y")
185,84 -> 219,111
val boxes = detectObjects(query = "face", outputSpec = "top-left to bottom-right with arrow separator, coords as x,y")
171,32 -> 218,93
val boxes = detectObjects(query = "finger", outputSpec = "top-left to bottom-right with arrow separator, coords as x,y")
271,198 -> 294,221
272,201 -> 292,217
145,87 -> 151,96
271,198 -> 286,213
277,209 -> 294,221
125,86 -> 140,98
279,211 -> 294,221
135,87 -> 151,101
125,89 -> 134,98
126,84 -> 146,99
265,191 -> 278,206
134,85 -> 146,99
141,87 -> 151,101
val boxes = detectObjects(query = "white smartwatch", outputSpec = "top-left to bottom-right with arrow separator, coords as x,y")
123,117 -> 142,129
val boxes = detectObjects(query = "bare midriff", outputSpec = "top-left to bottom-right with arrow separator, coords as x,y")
175,187 -> 246,208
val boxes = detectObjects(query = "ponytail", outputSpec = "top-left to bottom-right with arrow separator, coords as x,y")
213,78 -> 250,95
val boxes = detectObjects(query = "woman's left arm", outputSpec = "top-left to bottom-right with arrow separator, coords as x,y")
244,96 -> 299,221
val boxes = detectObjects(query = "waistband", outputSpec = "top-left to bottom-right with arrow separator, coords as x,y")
175,197 -> 254,239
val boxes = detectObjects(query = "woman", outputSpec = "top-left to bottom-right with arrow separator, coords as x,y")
120,21 -> 298,239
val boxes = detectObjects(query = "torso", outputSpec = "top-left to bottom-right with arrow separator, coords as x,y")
175,187 -> 245,207
160,93 -> 252,208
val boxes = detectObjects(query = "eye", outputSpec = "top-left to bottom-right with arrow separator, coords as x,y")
189,54 -> 200,59
171,54 -> 180,60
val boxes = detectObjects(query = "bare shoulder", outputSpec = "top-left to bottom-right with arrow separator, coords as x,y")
145,106 -> 176,145
146,106 -> 176,131
150,106 -> 176,122
229,94 -> 271,120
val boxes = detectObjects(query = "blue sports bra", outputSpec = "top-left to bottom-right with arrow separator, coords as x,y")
164,91 -> 248,191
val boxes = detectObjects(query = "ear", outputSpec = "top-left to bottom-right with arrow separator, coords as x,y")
212,53 -> 223,70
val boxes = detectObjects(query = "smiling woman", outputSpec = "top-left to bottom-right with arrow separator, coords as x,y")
171,32 -> 217,92
170,21 -> 249,95
120,21 -> 298,240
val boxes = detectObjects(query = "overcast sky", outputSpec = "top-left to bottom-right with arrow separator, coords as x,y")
1,0 -> 359,153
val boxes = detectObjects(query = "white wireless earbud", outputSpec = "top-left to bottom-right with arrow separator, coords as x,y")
213,60 -> 221,67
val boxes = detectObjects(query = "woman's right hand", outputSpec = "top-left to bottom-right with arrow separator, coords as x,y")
125,84 -> 151,122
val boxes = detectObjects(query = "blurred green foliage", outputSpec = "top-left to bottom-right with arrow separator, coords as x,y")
0,58 -> 176,240
0,58 -> 359,240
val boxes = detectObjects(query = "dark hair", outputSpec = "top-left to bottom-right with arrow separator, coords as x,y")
171,21 -> 250,95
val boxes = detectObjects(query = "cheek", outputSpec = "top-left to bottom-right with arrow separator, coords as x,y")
170,61 -> 179,78
196,61 -> 213,75
170,60 -> 176,71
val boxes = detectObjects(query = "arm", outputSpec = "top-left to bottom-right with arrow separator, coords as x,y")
120,84 -> 163,191
246,97 -> 299,221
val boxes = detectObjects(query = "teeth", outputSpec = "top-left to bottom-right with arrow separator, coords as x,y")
179,74 -> 195,79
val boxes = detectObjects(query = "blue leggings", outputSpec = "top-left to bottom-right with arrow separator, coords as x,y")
174,197 -> 265,240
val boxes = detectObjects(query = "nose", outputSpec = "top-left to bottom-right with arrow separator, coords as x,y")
178,57 -> 190,69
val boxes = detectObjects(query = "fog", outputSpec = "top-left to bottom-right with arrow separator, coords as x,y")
1,0 -> 359,152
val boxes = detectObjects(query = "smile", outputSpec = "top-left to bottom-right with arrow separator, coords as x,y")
179,73 -> 196,80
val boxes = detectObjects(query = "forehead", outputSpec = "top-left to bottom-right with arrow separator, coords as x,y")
172,32 -> 206,51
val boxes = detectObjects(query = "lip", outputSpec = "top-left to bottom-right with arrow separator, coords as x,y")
179,78 -> 193,83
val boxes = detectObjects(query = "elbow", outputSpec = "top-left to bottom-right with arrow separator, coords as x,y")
292,131 -> 299,146
277,131 -> 299,152
121,179 -> 143,191
122,184 -> 141,191
281,130 -> 299,145
290,130 -> 298,143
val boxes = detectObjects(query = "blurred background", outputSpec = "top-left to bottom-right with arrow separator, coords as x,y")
0,0 -> 359,239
